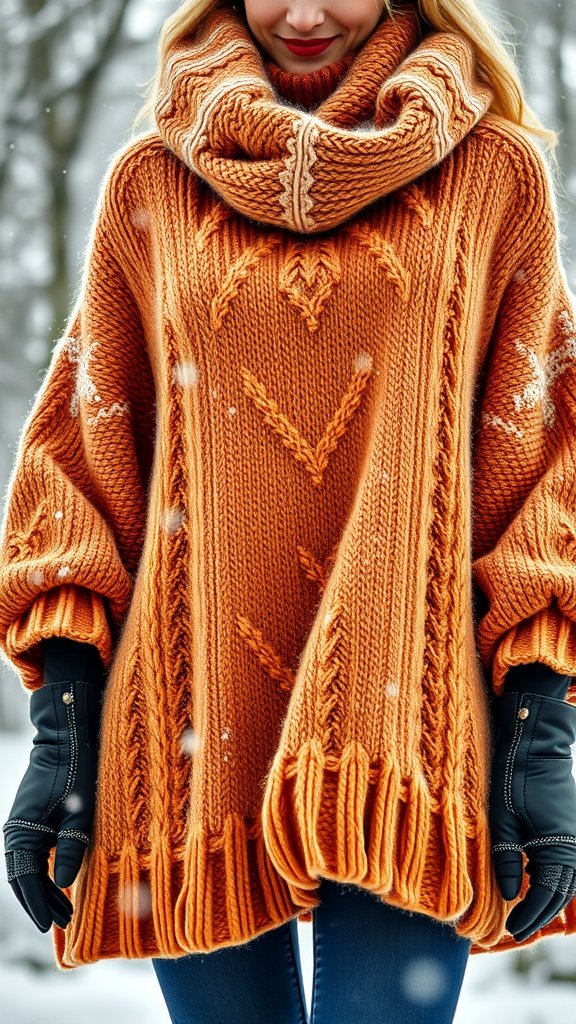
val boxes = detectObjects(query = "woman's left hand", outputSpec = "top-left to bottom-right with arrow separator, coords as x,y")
489,688 -> 576,942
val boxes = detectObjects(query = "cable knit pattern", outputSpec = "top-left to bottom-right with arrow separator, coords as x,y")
0,0 -> 576,970
154,2 -> 494,233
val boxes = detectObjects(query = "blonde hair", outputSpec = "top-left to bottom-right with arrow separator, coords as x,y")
132,0 -> 562,180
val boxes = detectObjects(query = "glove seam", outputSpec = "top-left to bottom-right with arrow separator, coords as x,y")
58,828 -> 90,844
44,683 -> 79,821
504,693 -> 524,814
3,819 -> 57,836
522,698 -> 540,833
34,683 -> 62,821
524,835 -> 576,846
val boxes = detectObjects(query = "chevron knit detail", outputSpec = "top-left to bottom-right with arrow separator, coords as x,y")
2,0 -> 576,976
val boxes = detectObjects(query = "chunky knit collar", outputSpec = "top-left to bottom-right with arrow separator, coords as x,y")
154,0 -> 494,234
263,52 -> 357,108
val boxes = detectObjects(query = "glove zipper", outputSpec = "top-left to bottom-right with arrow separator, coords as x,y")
44,684 -> 79,820
504,693 -> 532,816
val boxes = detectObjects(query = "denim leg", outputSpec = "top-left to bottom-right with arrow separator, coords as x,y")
151,916 -> 308,1024
310,879 -> 471,1024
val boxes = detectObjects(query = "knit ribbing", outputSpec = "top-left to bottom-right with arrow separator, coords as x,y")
0,2 -> 576,973
154,1 -> 494,233
264,52 -> 356,108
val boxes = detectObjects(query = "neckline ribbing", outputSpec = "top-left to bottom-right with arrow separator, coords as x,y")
263,51 -> 357,108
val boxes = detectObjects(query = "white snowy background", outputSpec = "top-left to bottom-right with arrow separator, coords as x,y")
1,1 -> 576,1021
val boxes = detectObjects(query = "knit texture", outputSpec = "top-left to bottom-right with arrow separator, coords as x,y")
154,1 -> 494,233
1,0 -> 576,969
263,51 -> 356,108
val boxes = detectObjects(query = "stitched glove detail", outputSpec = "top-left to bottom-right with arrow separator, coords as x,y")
489,690 -> 576,942
2,679 -> 103,932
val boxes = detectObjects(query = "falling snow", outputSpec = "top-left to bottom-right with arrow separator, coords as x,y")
130,207 -> 151,231
354,350 -> 373,373
180,726 -> 200,757
172,360 -> 199,387
400,954 -> 449,1005
64,793 -> 83,814
161,506 -> 184,534
117,881 -> 152,920
1,4 -> 576,1018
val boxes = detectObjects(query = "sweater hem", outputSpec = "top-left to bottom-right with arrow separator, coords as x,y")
49,737 -> 576,968
49,816 -> 316,970
259,737 -> 576,956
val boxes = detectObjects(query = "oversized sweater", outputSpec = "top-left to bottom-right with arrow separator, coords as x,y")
1,0 -> 576,969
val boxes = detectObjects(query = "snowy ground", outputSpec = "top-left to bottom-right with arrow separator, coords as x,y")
1,730 -> 576,1024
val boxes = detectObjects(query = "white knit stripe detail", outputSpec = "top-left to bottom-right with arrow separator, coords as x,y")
299,120 -> 321,232
388,70 -> 454,160
156,32 -> 255,117
155,24 -> 229,116
413,46 -> 491,119
278,116 -> 320,232
183,75 -> 269,173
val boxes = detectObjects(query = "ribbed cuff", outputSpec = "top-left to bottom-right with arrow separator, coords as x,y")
485,605 -> 576,701
4,585 -> 113,692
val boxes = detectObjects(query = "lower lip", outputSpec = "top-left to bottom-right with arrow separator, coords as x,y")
281,38 -> 337,57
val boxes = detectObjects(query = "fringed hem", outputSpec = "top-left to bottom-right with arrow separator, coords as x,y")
49,817 -> 315,970
259,737 -> 576,955
49,736 -> 576,967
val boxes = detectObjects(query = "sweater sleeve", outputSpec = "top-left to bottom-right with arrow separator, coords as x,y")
471,130 -> 576,704
0,145 -> 155,693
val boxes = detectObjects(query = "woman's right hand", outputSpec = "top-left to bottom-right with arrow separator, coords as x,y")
3,638 -> 105,933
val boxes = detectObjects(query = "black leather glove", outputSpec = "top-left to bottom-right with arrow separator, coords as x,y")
489,663 -> 576,942
3,638 -> 106,932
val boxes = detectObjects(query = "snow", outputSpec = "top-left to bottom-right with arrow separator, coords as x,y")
2,730 -> 576,1022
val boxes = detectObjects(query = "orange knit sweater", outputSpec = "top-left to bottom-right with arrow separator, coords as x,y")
1,0 -> 576,969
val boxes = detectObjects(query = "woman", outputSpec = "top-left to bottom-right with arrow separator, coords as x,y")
1,0 -> 576,1021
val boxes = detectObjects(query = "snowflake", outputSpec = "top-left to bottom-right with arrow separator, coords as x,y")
86,401 -> 129,426
61,335 -> 130,426
62,335 -> 101,416
483,308 -> 576,437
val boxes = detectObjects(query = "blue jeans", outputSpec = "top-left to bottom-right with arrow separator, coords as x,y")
151,878 -> 472,1024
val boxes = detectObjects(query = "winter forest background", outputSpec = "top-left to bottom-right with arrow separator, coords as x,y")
0,0 -> 575,1021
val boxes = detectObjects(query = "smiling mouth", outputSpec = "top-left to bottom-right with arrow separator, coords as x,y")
279,36 -> 339,55
281,37 -> 338,45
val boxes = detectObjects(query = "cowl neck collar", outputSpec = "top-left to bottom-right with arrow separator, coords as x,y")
154,1 -> 494,234
263,52 -> 357,109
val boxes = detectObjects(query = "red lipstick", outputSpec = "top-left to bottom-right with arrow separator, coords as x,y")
280,36 -> 338,57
